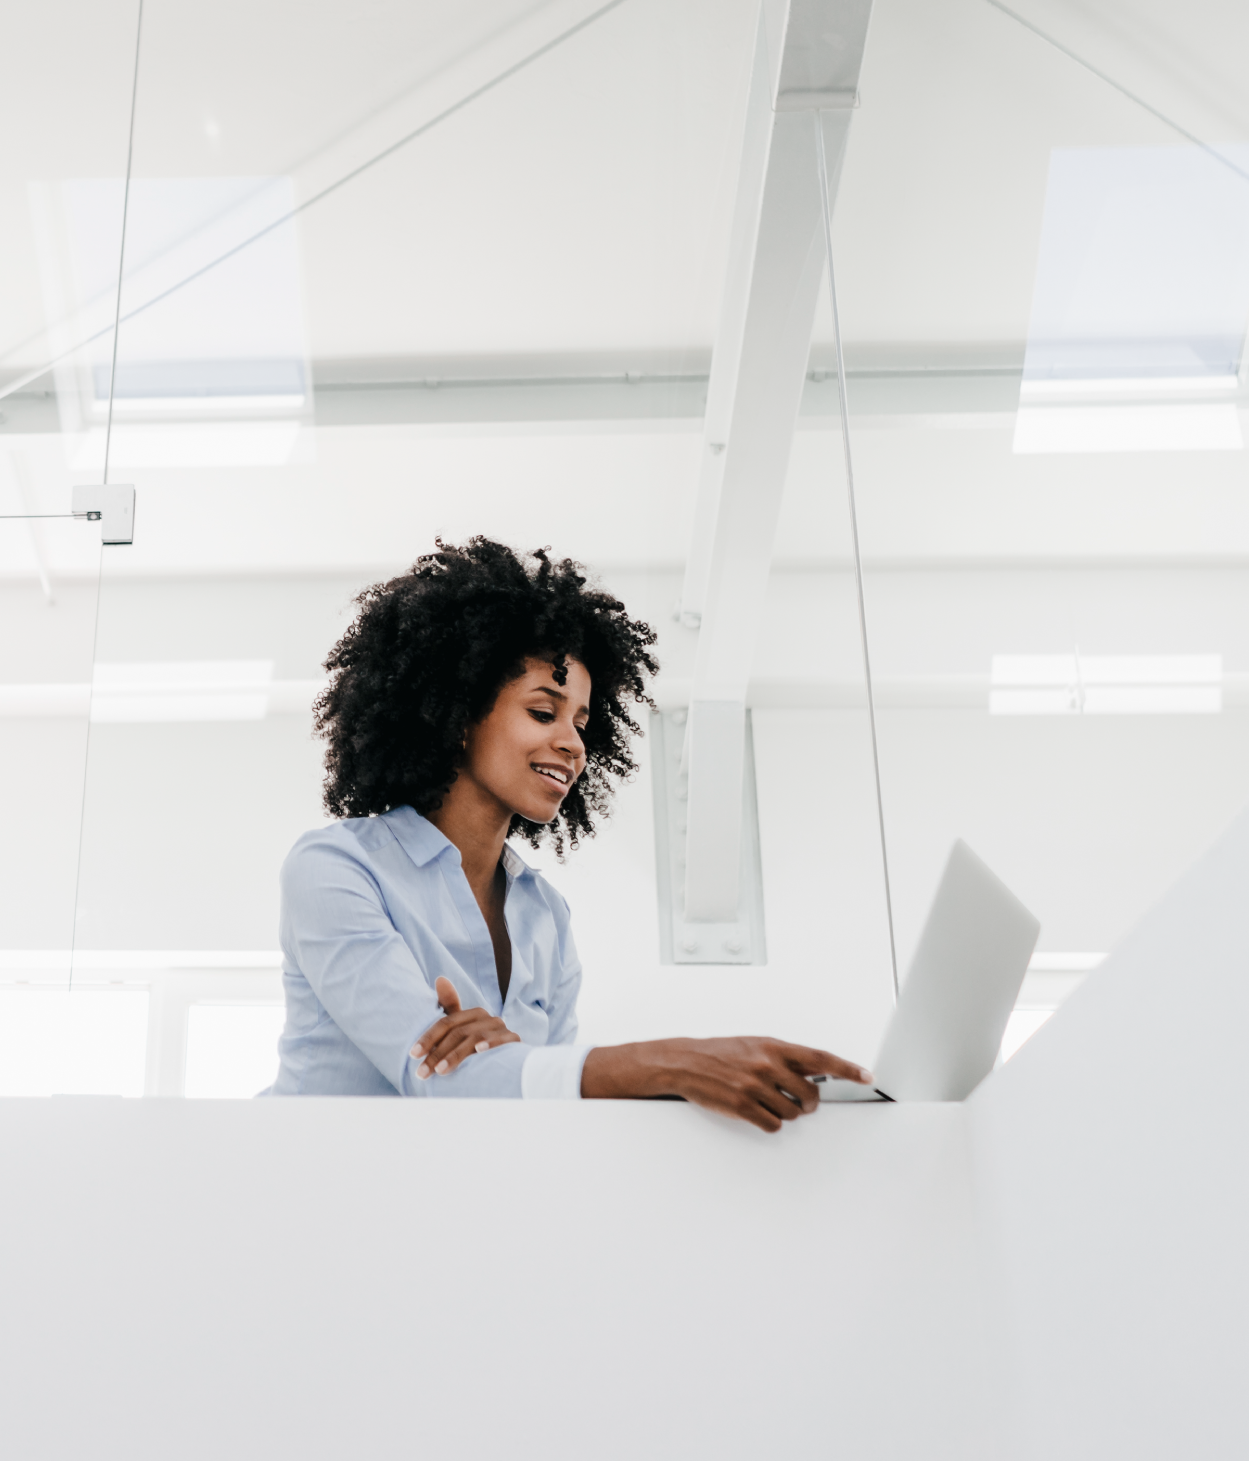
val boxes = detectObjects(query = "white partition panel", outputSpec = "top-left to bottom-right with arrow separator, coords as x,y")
969,802 -> 1249,1461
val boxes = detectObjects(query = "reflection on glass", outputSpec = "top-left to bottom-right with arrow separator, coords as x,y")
1,3 -> 144,1103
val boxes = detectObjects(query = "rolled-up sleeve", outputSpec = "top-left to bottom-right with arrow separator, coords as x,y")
279,838 -> 531,1098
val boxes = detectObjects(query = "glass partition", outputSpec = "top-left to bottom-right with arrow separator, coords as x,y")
17,0 -> 1242,1096
0,0 -> 138,1093
71,0 -> 801,1093
831,0 -> 1249,1052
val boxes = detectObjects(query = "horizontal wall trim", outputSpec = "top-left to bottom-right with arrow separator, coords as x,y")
7,556 -> 1249,589
652,674 -> 1249,711
0,950 -> 283,973
4,362 -> 1244,434
3,673 -> 1247,719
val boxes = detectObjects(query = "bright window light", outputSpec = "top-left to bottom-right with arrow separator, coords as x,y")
91,660 -> 274,722
0,988 -> 148,1096
185,1004 -> 285,1099
1000,1009 -> 1054,1063
1019,376 -> 1239,399
990,653 -> 1222,715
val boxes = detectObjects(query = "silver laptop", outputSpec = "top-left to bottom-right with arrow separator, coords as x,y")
819,839 -> 1041,1103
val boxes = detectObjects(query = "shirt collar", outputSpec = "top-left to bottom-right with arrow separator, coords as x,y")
383,805 -> 459,869
501,842 -> 540,882
384,805 -> 539,882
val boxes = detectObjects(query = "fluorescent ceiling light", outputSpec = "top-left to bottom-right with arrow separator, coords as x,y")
91,660 -> 274,722
990,653 -> 1222,715
1018,376 -> 1239,399
0,672 -> 323,722
1013,403 -> 1242,454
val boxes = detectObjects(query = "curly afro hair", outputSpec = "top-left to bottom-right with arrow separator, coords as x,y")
314,537 -> 659,854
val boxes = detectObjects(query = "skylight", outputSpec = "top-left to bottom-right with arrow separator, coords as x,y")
1015,144 -> 1249,454
32,176 -> 311,468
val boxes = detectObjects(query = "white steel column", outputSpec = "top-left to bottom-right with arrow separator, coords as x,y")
679,0 -> 872,932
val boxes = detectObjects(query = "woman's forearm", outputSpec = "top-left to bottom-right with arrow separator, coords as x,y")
580,1036 -> 873,1132
580,1041 -> 687,1100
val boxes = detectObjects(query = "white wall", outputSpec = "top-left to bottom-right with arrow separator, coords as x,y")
9,563 -> 1245,1079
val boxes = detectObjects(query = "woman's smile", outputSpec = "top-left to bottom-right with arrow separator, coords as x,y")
531,761 -> 573,794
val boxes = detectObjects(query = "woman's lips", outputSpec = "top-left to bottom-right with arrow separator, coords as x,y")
531,762 -> 571,792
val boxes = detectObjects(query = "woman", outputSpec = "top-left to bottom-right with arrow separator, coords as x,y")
268,538 -> 872,1130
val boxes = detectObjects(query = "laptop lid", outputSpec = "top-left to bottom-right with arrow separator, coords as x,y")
868,839 -> 1040,1102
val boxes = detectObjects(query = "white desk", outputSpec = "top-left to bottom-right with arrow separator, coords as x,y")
3,808 -> 1247,1461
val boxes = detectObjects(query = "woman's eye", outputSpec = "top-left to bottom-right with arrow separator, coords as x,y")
528,709 -> 555,723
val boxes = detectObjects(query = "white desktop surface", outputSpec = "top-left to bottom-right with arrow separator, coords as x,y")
0,1097 -> 998,1461
4,805 -> 1249,1460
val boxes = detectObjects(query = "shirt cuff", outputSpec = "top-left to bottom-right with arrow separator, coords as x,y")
521,1044 -> 593,1100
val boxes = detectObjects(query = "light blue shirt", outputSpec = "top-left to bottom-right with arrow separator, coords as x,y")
266,806 -> 591,1099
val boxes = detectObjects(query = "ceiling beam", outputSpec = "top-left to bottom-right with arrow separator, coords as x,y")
679,0 -> 874,929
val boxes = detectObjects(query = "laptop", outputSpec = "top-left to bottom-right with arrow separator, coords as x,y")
817,839 -> 1041,1103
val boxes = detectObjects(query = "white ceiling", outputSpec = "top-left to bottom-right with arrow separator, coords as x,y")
2,0 -> 1249,580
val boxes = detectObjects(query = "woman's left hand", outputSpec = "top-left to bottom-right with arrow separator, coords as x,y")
410,976 -> 520,1079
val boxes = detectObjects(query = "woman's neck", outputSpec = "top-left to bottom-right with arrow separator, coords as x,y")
426,778 -> 512,898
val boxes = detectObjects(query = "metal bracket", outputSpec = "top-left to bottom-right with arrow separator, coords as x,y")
651,709 -> 767,966
72,484 -> 135,545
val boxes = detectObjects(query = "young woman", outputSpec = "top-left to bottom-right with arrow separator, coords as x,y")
268,537 -> 872,1130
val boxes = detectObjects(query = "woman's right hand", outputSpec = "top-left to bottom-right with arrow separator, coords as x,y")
580,1037 -> 873,1133
410,976 -> 520,1080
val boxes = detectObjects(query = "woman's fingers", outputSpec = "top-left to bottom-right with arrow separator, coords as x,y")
432,1024 -> 521,1071
734,1086 -> 786,1133
434,976 -> 462,1014
426,1026 -> 518,1076
412,1011 -> 521,1078
412,1007 -> 481,1059
771,1066 -> 821,1114
785,1043 -> 874,1086
431,1034 -> 487,1076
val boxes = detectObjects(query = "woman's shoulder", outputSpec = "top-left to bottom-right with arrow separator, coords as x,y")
281,811 -> 408,884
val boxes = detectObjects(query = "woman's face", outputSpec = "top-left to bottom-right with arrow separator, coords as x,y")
462,656 -> 590,823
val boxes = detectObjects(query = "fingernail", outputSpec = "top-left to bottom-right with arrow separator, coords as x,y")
412,1044 -> 424,1057
416,1064 -> 429,1080
860,1068 -> 874,1083
435,1059 -> 449,1074
475,1041 -> 489,1053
